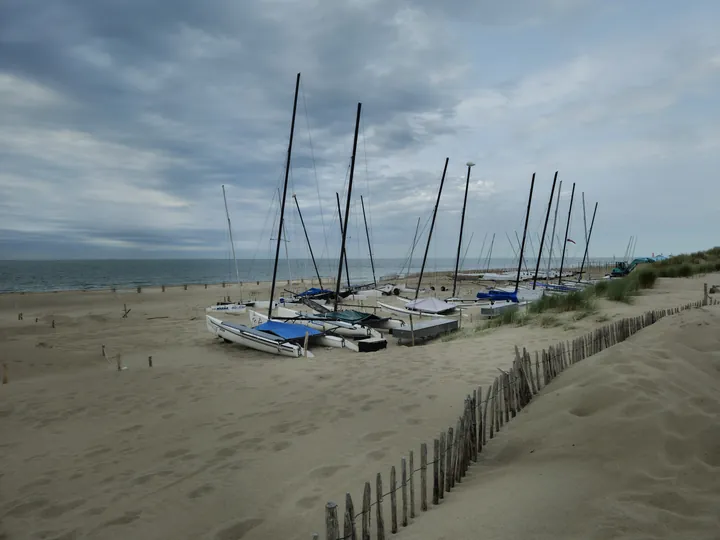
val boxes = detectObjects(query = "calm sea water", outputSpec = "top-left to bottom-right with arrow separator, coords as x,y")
0,257 -> 612,293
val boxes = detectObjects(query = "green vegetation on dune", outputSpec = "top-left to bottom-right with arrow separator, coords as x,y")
460,247 -> 719,333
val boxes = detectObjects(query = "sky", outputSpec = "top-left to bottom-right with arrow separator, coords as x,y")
1,0 -> 720,262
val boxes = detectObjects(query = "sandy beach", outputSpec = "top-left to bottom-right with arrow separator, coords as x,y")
0,273 -> 717,539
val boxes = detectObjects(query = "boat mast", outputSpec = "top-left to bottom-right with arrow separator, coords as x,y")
475,232 -> 488,268
513,231 -> 530,274
407,216 -> 421,279
335,192 -> 351,289
292,194 -> 323,289
514,173 -> 535,292
414,158 -> 449,301
557,182 -> 576,285
452,162 -> 474,298
360,195 -> 377,288
577,202 -> 598,282
485,233 -> 495,272
333,102 -> 362,312
268,72 -> 300,319
532,171 -> 558,290
221,184 -> 242,297
545,180 -> 561,281
581,192 -> 590,268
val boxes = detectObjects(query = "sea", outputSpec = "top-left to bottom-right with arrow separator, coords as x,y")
0,257 -> 613,293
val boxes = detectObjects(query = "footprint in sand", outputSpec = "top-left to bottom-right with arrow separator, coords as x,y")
272,441 -> 292,452
366,449 -> 387,460
164,448 -> 190,459
294,424 -> 318,436
270,422 -> 293,434
237,437 -> 264,450
188,484 -> 215,499
309,465 -> 349,479
218,430 -> 245,442
215,446 -> 238,459
399,404 -> 416,413
40,498 -> 86,519
360,399 -> 385,412
6,498 -> 49,517
361,430 -> 395,443
84,446 -> 111,459
132,470 -> 172,486
102,510 -> 142,527
296,495 -> 321,509
214,519 -> 264,540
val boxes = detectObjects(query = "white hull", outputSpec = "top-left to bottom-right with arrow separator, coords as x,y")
248,309 -> 357,351
206,303 -> 246,314
377,301 -> 450,318
273,306 -> 375,339
206,315 -> 304,358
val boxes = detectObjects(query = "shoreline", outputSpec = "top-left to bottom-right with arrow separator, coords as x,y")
0,263 -> 615,296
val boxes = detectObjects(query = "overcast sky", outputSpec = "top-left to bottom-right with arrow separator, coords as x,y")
2,0 -> 719,261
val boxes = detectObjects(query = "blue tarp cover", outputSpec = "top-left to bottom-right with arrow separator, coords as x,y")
297,288 -> 332,297
476,290 -> 519,303
255,320 -> 321,340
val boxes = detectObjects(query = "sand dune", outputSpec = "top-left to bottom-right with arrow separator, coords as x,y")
400,305 -> 720,540
0,275 -> 717,539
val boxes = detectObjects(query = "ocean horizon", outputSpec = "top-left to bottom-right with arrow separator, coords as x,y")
0,257 -> 615,293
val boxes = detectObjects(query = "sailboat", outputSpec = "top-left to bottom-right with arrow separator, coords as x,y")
378,158 -> 459,318
476,173 -> 543,304
206,184 -> 249,315
207,72 -> 342,357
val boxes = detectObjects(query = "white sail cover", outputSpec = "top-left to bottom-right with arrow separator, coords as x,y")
405,297 -> 457,314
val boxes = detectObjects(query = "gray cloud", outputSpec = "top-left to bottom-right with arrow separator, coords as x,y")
1,0 -> 718,261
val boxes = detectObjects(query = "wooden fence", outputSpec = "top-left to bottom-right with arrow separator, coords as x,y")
318,292 -> 718,539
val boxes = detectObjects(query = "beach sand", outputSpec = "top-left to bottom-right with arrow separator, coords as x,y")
0,274 -> 717,539
401,297 -> 720,540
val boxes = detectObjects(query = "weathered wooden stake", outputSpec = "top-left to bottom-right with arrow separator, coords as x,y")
401,457 -> 408,527
325,502 -> 340,540
432,439 -> 440,505
409,451 -> 415,519
390,466 -> 398,533
376,473 -> 385,539
420,443 -> 428,511
445,427 -> 454,491
303,331 -> 309,357
148,356 -> 153,367
344,492 -> 356,540
362,482 -> 371,540
438,432 -> 446,499
51,319 -> 55,328
409,315 -> 415,347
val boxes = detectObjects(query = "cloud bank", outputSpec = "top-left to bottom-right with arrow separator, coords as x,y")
1,0 -> 719,261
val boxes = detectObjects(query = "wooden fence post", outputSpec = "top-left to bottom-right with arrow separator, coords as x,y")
438,432 -> 446,499
376,473 -> 385,540
420,444 -> 427,512
432,439 -> 439,505
344,493 -> 356,540
390,466 -> 398,533
408,452 -> 415,519
362,482 -> 371,540
401,457 -> 408,527
325,502 -> 339,540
